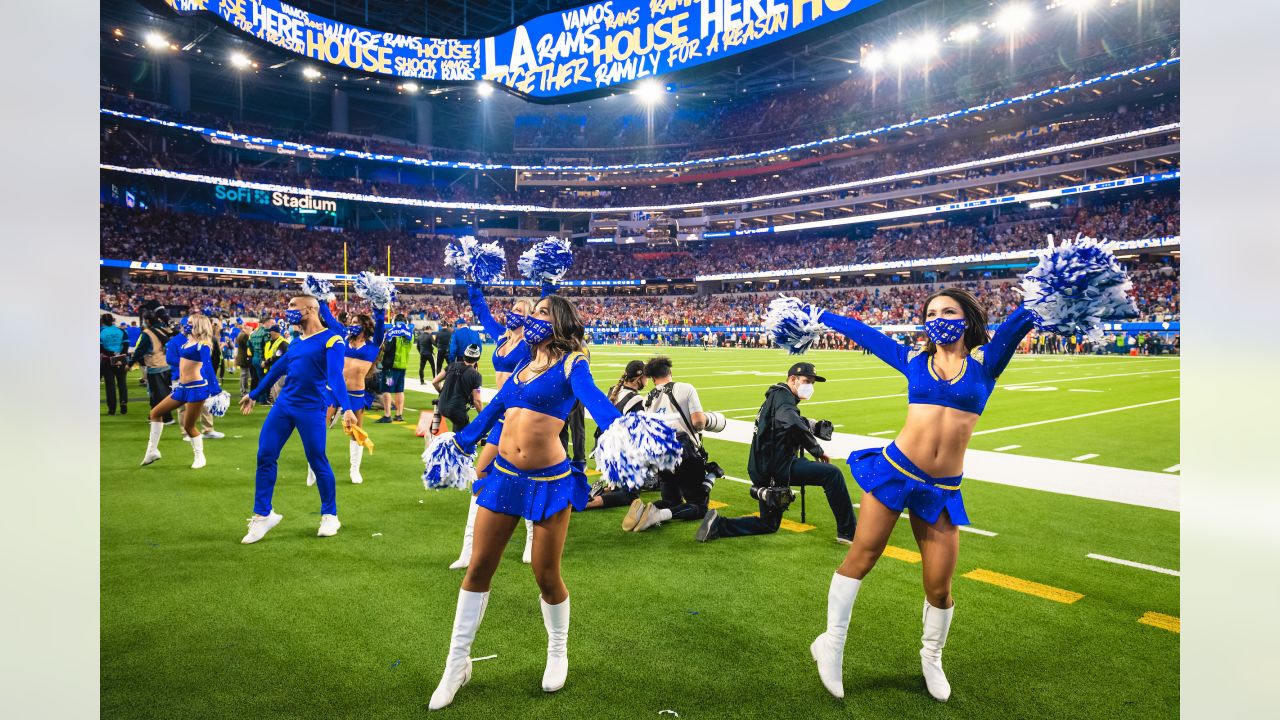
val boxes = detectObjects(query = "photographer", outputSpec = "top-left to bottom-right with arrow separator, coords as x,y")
432,344 -> 484,432
696,362 -> 856,544
629,357 -> 722,532
585,360 -> 650,513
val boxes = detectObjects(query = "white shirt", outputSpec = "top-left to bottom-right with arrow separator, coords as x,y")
645,380 -> 703,440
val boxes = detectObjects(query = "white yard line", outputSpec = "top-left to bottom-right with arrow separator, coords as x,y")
1163,464 -> 1180,473
1086,553 -> 1180,577
716,392 -> 907,414
1068,389 -> 1104,393
971,398 -> 1180,436
994,444 -> 1022,452
869,430 -> 896,436
1073,453 -> 1100,462
1001,368 -> 1180,387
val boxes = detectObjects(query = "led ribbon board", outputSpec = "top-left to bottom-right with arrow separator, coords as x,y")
162,0 -> 885,100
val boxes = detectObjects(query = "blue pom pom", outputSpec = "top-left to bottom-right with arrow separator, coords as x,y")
354,271 -> 397,309
518,237 -> 574,285
205,391 -> 231,417
422,432 -> 476,490
303,275 -> 335,302
593,414 -> 682,491
445,237 -> 507,284
763,296 -> 829,355
1019,235 -> 1138,341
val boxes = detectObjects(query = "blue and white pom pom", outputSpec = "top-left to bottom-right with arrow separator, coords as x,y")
444,236 -> 507,284
593,414 -> 682,491
354,271 -> 397,309
421,432 -> 476,490
763,296 -> 830,355
303,275 -> 335,302
1019,234 -> 1138,342
205,391 -> 231,417
518,237 -> 574,285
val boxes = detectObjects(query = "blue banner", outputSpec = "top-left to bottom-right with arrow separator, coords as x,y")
162,0 -> 885,100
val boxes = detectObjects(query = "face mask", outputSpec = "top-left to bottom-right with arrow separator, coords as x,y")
284,309 -> 304,326
925,317 -> 966,345
346,324 -> 363,338
505,313 -> 525,330
797,382 -> 815,400
522,315 -> 553,345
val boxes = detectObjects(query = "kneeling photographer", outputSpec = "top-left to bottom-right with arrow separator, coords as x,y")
696,362 -> 856,544
627,356 -> 726,532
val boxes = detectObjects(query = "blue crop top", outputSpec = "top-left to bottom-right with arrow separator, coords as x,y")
819,306 -> 1036,416
468,283 -> 540,374
178,341 -> 222,393
317,303 -> 386,363
451,350 -> 622,453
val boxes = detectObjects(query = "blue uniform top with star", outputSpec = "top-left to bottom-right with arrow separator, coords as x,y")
317,302 -> 385,363
819,306 -> 1037,416
177,340 -> 223,394
249,327 -> 349,412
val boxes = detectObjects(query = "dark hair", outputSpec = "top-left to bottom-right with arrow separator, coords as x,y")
644,356 -> 673,380
608,360 -> 648,402
921,287 -> 990,354
353,313 -> 374,341
100,313 -> 115,326
394,313 -> 407,323
538,295 -> 587,359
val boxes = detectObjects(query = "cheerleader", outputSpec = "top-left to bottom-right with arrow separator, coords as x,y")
447,282 -> 535,569
422,295 -> 680,710
140,314 -> 226,469
772,237 -> 1136,702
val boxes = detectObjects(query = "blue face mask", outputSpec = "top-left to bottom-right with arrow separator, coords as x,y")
522,315 -> 554,345
284,309 -> 304,326
925,317 -> 966,345
346,324 -> 363,338
505,312 -> 525,330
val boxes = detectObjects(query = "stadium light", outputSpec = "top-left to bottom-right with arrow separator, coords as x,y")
1061,0 -> 1097,13
887,40 -> 912,67
913,33 -> 939,62
230,51 -> 251,69
402,82 -> 419,93
476,82 -> 494,98
634,78 -> 664,104
952,24 -> 980,43
302,67 -> 322,80
145,31 -> 168,49
995,4 -> 1033,34
862,50 -> 885,72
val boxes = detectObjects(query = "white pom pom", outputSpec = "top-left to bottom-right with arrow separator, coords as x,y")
354,271 -> 397,309
1019,234 -> 1138,342
763,296 -> 829,355
518,237 -> 574,284
303,275 -> 335,302
205,391 -> 231,417
422,432 -> 476,490
445,236 -> 507,284
593,413 -> 682,491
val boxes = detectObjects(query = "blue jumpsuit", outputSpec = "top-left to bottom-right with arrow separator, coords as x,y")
249,327 -> 350,517
820,307 -> 1036,524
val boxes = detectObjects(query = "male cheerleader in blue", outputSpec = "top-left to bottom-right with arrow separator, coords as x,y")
239,294 -> 356,544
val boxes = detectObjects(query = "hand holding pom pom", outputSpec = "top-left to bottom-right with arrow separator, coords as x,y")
518,237 -> 574,285
354,271 -> 397,309
445,237 -> 507,285
422,432 -> 477,490
304,275 -> 335,302
1019,235 -> 1138,342
205,391 -> 231,417
593,414 -> 682,491
763,296 -> 829,355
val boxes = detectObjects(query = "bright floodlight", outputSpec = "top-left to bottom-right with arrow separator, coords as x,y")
230,51 -> 251,69
476,82 -> 494,98
887,40 -> 912,66
302,67 -> 321,79
402,82 -> 419,93
1062,0 -> 1097,13
634,78 -> 664,104
145,31 -> 168,49
862,50 -> 885,72
996,4 -> 1033,33
952,24 -> 980,43
913,33 -> 938,61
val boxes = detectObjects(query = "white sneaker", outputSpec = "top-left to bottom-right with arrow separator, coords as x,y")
621,498 -> 645,531
317,514 -> 341,537
633,503 -> 663,532
241,512 -> 283,544
203,430 -> 225,439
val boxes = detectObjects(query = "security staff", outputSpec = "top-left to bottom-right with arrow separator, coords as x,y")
417,325 -> 437,384
696,361 -> 856,544
100,313 -> 129,415
434,324 -> 452,377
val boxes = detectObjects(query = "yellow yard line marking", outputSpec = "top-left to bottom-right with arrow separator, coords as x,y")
963,568 -> 1084,604
881,545 -> 922,563
1138,611 -> 1180,633
708,500 -> 729,510
746,513 -> 816,532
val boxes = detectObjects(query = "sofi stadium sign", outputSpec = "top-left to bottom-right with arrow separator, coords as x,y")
214,184 -> 338,213
162,0 -> 883,100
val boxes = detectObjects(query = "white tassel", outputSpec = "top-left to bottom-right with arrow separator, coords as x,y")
422,432 -> 477,490
1019,234 -> 1138,342
593,414 -> 682,491
518,237 -> 574,285
303,275 -> 335,302
205,391 -> 231,417
354,271 -> 397,309
445,236 -> 507,284
763,296 -> 829,355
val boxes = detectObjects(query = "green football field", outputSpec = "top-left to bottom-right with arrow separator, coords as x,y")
100,346 -> 1179,719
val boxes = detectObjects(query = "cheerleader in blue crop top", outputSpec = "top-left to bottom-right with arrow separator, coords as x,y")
141,314 -> 224,470
423,294 -> 681,711
443,283 -> 537,570
799,288 -> 1036,704
303,299 -> 386,486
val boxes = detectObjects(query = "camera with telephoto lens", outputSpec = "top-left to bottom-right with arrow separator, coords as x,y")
805,417 -> 834,442
702,459 -> 725,494
750,484 -> 796,512
702,410 -> 727,433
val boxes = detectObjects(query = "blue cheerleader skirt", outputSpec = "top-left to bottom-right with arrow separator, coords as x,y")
329,389 -> 373,411
172,380 -> 212,404
847,442 -> 970,525
474,455 -> 591,522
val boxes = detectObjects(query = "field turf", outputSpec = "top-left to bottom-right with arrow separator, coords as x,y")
101,346 -> 1178,718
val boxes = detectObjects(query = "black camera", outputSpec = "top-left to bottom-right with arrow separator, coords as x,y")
702,459 -> 724,494
805,418 -> 834,441
750,484 -> 796,512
